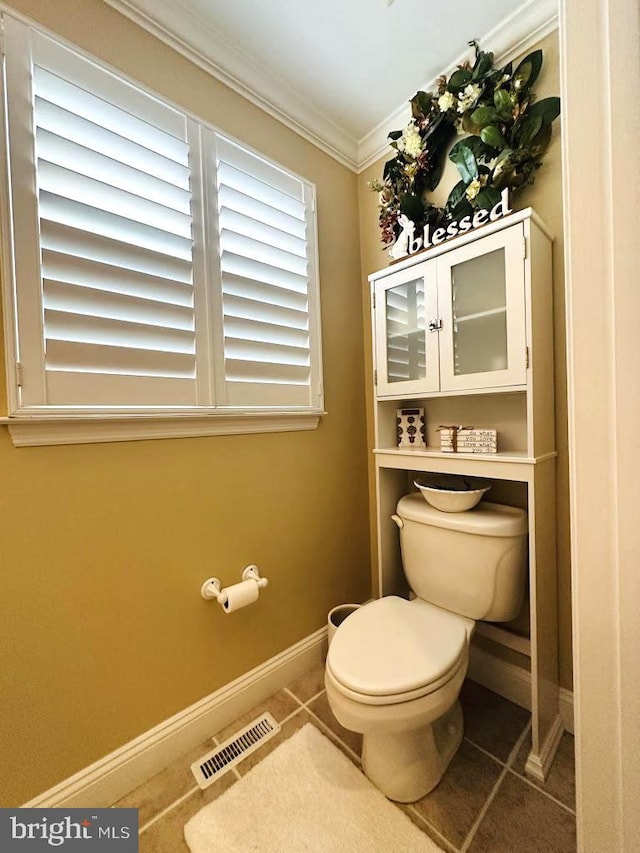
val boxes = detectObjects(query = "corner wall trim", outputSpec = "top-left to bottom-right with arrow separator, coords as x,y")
23,628 -> 328,808
525,714 -> 565,782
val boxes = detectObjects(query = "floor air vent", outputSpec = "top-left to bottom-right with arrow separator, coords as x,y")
191,711 -> 281,789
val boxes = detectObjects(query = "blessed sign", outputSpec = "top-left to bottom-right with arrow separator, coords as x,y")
389,188 -> 513,262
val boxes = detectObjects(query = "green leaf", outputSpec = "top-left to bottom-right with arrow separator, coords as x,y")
450,196 -> 473,220
423,121 -> 457,191
462,112 -> 482,135
513,50 -> 543,92
529,123 -> 553,157
445,180 -> 468,211
476,187 -> 502,210
493,88 -> 512,116
472,51 -> 493,81
422,110 -> 446,141
410,91 -> 432,120
527,96 -> 561,124
480,125 -> 507,148
447,68 -> 473,92
399,192 -> 424,222
449,140 -> 479,183
492,166 -> 515,190
383,156 -> 404,183
470,106 -> 498,128
491,147 -> 515,189
458,135 -> 492,161
424,204 -> 445,229
388,130 -> 402,141
517,114 -> 543,146
494,147 -> 514,169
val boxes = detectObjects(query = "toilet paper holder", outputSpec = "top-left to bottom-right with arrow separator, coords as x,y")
200,565 -> 269,606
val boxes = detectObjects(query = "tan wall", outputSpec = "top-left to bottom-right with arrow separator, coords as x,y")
0,0 -> 371,805
358,31 -> 572,690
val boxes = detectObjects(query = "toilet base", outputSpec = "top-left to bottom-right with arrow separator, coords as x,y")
361,701 -> 463,803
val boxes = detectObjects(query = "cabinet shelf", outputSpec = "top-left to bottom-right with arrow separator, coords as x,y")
374,447 -> 556,481
453,305 -> 507,324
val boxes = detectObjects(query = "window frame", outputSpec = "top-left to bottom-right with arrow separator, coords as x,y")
0,14 -> 325,446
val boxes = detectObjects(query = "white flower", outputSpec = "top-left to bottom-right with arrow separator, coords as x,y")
465,179 -> 482,200
397,123 -> 423,159
457,82 -> 483,113
438,92 -> 456,112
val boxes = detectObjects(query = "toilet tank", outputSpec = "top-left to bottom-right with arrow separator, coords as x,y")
395,493 -> 528,621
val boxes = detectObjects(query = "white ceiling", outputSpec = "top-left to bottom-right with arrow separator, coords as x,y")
106,0 -> 558,170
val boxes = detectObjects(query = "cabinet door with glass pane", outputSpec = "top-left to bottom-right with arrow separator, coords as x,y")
436,224 -> 527,392
373,261 -> 439,397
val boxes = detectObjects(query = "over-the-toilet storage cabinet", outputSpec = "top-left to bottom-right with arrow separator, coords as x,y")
370,208 -> 561,781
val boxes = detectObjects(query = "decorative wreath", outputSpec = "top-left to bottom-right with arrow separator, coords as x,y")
370,42 -> 561,248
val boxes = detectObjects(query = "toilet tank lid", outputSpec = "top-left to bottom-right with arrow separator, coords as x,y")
397,493 -> 528,536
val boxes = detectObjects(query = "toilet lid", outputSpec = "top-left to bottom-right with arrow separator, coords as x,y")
327,597 -> 469,699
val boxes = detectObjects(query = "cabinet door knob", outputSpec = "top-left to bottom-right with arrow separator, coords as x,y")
428,318 -> 443,332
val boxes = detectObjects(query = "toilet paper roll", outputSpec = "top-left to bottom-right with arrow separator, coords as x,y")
222,579 -> 260,613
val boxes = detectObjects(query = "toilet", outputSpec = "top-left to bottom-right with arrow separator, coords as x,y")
325,492 -> 528,803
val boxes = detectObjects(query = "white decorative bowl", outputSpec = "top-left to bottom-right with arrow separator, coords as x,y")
413,475 -> 491,513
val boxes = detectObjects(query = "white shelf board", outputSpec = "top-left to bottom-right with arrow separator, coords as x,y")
374,447 -> 556,480
453,305 -> 507,324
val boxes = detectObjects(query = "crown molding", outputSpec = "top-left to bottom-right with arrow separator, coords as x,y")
356,0 -> 559,172
102,0 -> 360,171
103,0 -> 558,175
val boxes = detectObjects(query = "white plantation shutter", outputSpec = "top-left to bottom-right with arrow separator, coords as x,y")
214,135 -> 321,409
2,15 -> 323,425
7,21 -> 199,408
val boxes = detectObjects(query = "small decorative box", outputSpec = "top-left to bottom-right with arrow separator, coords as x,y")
396,408 -> 426,448
438,425 -> 497,453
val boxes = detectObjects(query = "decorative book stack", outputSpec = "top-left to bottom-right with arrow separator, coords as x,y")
439,425 -> 497,453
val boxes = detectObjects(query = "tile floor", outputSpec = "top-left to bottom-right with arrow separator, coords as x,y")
116,666 -> 576,852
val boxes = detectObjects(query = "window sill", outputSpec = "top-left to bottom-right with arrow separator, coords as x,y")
0,411 -> 323,447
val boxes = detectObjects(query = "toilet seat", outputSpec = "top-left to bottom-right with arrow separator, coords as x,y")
326,596 -> 472,706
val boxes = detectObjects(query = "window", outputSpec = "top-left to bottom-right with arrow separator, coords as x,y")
0,16 -> 323,444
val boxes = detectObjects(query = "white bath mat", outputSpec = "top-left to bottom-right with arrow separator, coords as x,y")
184,723 -> 443,852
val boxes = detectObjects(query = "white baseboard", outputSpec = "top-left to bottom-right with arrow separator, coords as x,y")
468,645 -> 574,735
24,627 -> 328,808
25,628 -> 572,809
